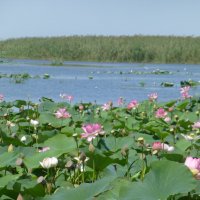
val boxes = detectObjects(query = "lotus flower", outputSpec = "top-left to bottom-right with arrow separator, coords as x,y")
55,108 -> 71,119
40,157 -> 58,169
117,97 -> 124,106
192,121 -> 200,129
81,123 -> 104,142
155,108 -> 168,119
38,146 -> 50,153
164,117 -> 171,123
127,100 -> 139,110
30,119 -> 39,126
60,93 -> 74,102
181,133 -> 200,141
180,86 -> 192,99
184,157 -> 200,179
0,94 -> 4,101
101,101 -> 112,111
148,93 -> 158,102
152,141 -> 174,152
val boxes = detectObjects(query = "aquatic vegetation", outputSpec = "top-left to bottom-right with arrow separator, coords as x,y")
0,72 -> 51,83
161,82 -> 174,87
43,73 -> 50,79
1,35 -> 200,64
180,80 -> 200,87
0,93 -> 199,199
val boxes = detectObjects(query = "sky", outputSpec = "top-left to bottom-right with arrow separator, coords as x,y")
1,0 -> 200,40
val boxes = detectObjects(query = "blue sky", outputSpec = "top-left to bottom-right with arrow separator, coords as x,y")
1,0 -> 200,39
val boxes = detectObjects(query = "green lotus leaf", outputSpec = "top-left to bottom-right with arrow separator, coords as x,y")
119,160 -> 197,200
43,176 -> 116,200
24,134 -> 76,169
0,174 -> 20,190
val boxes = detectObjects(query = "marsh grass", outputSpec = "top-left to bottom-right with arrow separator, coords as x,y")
1,35 -> 200,64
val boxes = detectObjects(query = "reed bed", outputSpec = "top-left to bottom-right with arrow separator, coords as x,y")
0,35 -> 200,64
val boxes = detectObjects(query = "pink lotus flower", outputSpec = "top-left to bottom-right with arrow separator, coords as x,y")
180,86 -> 192,99
79,104 -> 84,111
38,146 -> 50,153
164,117 -> 171,123
148,93 -> 158,102
0,94 -> 4,101
117,97 -> 124,106
192,121 -> 200,129
55,108 -> 71,119
127,100 -> 139,110
185,157 -> 200,179
81,123 -> 104,142
60,93 -> 74,102
152,141 -> 174,152
101,101 -> 112,111
168,107 -> 174,112
155,108 -> 168,119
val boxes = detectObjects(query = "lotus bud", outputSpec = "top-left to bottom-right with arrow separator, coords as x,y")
20,136 -> 26,142
65,160 -> 75,170
72,133 -> 78,138
89,143 -> 95,152
137,137 -> 144,145
111,130 -> 115,134
32,134 -> 38,140
17,193 -> 23,200
174,115 -> 179,120
8,144 -> 14,152
79,104 -> 84,111
37,176 -> 46,185
79,152 -> 87,162
20,106 -> 24,112
16,158 -> 23,166
6,121 -> 15,127
139,153 -> 145,160
121,146 -> 129,156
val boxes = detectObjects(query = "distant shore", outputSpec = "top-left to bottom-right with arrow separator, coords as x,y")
1,35 -> 200,64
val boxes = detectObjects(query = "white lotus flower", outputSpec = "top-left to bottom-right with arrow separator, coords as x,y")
30,119 -> 39,126
40,157 -> 58,169
181,133 -> 200,141
20,136 -> 26,142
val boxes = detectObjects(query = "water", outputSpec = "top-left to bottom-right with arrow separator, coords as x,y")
0,59 -> 199,104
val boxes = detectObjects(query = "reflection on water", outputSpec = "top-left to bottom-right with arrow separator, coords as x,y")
0,59 -> 199,104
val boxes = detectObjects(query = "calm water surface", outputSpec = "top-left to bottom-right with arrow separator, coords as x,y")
0,59 -> 199,104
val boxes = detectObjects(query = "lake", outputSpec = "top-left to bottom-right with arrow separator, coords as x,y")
0,59 -> 199,104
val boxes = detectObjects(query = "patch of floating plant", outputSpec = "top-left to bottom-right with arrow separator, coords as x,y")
180,80 -> 200,87
161,82 -> 174,87
90,69 -> 173,76
0,72 -> 51,83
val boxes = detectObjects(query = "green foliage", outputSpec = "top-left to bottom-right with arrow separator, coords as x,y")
1,35 -> 200,63
0,97 -> 199,199
119,160 -> 197,200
